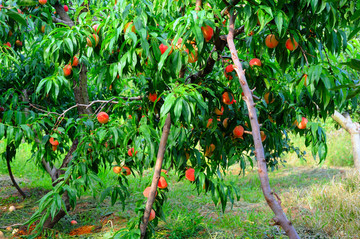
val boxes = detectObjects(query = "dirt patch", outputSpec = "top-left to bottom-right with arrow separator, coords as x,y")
69,225 -> 100,236
0,176 -> 30,188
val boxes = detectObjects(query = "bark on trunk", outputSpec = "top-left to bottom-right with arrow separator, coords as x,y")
6,145 -> 27,198
227,13 -> 300,238
331,110 -> 360,172
73,63 -> 92,115
140,114 -> 171,239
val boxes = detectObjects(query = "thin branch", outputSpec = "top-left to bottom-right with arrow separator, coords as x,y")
252,95 -> 260,101
299,45 -> 309,66
318,37 -> 334,73
29,103 -> 60,116
6,145 -> 27,198
0,223 -> 23,229
59,139 -> 79,171
186,26 -> 244,83
273,191 -> 282,205
221,0 -> 241,16
54,96 -> 142,127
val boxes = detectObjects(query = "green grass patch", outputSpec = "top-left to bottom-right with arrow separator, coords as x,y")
0,123 -> 358,238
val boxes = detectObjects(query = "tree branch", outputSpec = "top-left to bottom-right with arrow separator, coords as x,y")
51,16 -> 72,25
140,114 -> 172,238
195,0 -> 202,11
29,103 -> 60,116
227,12 -> 300,239
331,110 -> 358,134
186,26 -> 244,83
6,144 -> 27,198
221,0 -> 241,16
53,2 -> 75,27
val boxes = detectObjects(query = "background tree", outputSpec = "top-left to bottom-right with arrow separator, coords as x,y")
0,0 -> 359,238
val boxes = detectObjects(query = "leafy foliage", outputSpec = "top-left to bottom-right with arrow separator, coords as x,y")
1,0 -> 360,237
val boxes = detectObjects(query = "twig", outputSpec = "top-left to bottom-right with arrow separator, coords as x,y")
0,223 -> 23,229
252,95 -> 260,100
273,191 -> 282,205
55,97 -> 142,125
318,37 -> 334,73
29,103 -> 60,116
299,45 -> 309,66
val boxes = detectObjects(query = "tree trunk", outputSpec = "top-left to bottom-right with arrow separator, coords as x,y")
43,139 -> 80,229
43,192 -> 70,229
73,63 -> 92,115
331,110 -> 360,172
140,114 -> 171,239
34,1 -> 92,231
6,144 -> 27,198
227,13 -> 300,238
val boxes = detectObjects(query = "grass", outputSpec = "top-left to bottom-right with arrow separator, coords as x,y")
0,122 -> 359,238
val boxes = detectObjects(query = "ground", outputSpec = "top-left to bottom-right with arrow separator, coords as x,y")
0,126 -> 359,238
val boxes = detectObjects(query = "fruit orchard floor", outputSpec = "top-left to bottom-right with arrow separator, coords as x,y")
1,163 -> 357,239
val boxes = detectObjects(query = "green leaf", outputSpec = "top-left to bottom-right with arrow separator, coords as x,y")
341,59 -> 360,71
20,124 -> 34,139
100,187 -> 113,203
182,101 -> 191,124
6,126 -> 14,142
274,11 -> 283,36
36,78 -> 48,94
17,0 -> 38,6
6,10 -> 27,26
160,94 -> 176,118
64,38 -> 74,56
348,27 -> 360,40
191,23 -> 203,54
14,128 -> 23,147
45,80 -> 53,95
0,124 -> 6,140
111,128 -> 119,146
50,201 -> 57,221
173,99 -> 183,122
310,123 -> 318,140
212,184 -> 219,206
111,189 -> 118,206
350,9 -> 360,22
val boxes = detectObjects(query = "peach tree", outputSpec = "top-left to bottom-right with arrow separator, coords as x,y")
0,0 -> 359,238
